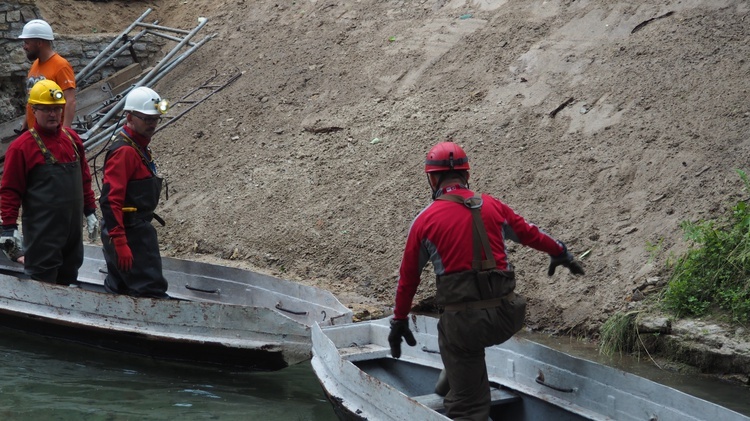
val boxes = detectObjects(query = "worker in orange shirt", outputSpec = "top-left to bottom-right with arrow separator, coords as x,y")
19,19 -> 77,131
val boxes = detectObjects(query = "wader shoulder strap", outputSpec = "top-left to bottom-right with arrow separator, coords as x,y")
29,128 -> 57,164
436,194 -> 496,271
118,131 -> 157,176
62,128 -> 81,160
29,128 -> 81,164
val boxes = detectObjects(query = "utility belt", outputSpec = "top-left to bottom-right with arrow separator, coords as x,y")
123,208 -> 166,227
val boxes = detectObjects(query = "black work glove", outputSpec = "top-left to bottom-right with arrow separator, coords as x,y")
548,242 -> 585,276
388,318 -> 417,358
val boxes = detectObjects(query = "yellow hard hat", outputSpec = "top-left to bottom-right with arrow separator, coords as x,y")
28,79 -> 66,106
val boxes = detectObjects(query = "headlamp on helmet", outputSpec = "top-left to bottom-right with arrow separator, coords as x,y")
123,86 -> 168,116
28,79 -> 67,106
156,99 -> 170,114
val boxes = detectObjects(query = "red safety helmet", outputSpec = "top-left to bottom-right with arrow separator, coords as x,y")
424,141 -> 470,173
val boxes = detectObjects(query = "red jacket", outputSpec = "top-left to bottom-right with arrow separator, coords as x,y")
99,126 -> 156,239
393,185 -> 564,319
0,124 -> 96,226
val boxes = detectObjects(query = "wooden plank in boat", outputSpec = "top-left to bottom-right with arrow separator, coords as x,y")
339,343 -> 391,361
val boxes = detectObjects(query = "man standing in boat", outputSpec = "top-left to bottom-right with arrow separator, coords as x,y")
388,141 -> 585,420
0,80 -> 98,284
99,86 -> 170,298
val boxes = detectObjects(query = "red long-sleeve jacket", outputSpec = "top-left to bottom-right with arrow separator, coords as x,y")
0,124 -> 96,226
99,126 -> 156,240
393,185 -> 564,320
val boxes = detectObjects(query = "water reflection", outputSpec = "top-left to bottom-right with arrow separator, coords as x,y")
0,329 -> 337,420
519,330 -> 750,417
3,325 -> 747,420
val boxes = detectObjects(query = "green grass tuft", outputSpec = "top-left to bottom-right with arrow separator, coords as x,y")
599,311 -> 640,357
661,169 -> 750,325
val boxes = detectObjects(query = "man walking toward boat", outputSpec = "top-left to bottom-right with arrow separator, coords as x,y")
99,86 -> 170,298
388,141 -> 585,420
0,80 -> 98,284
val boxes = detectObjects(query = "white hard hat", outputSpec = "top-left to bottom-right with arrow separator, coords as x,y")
19,19 -> 54,41
124,87 -> 167,115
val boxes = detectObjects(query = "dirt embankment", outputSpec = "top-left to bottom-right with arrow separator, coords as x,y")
40,0 -> 750,379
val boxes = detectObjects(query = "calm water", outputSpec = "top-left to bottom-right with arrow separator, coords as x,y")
2,327 -> 748,420
0,329 -> 337,421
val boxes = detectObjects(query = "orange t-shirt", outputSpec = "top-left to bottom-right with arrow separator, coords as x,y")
25,53 -> 76,129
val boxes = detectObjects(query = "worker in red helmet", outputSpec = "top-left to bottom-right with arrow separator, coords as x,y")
389,141 -> 584,420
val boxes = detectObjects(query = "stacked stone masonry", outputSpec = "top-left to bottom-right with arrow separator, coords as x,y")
1,1 -> 162,122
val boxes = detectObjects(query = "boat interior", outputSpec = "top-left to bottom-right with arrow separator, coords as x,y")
341,342 -> 590,421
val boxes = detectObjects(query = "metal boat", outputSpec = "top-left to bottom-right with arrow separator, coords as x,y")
0,245 -> 352,371
311,315 -> 749,421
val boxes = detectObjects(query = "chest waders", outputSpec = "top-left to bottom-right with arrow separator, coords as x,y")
100,133 -> 168,298
433,194 -> 527,421
23,128 -> 84,284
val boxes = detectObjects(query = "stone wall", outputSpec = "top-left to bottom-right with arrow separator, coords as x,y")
0,1 -> 163,122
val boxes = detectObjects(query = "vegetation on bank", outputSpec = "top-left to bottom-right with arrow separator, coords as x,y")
600,170 -> 750,355
599,311 -> 640,357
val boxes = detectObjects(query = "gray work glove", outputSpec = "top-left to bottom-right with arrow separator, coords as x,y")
86,212 -> 99,242
388,318 -> 416,359
0,227 -> 23,262
548,241 -> 585,276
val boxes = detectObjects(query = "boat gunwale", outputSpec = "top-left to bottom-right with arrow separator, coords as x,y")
312,316 -> 750,421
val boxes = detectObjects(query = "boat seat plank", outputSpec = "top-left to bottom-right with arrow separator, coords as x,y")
339,343 -> 391,361
413,387 -> 520,411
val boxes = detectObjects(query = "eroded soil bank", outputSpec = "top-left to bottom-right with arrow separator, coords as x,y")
30,0 -> 750,384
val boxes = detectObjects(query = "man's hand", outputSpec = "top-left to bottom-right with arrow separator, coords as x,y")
548,242 -> 585,276
113,236 -> 133,271
0,227 -> 23,262
86,212 -> 99,242
388,318 -> 417,358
